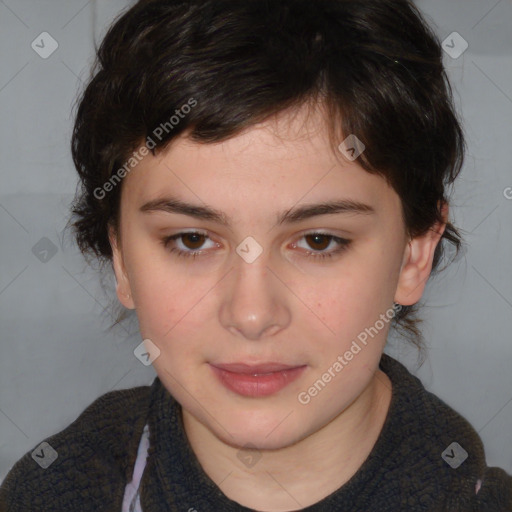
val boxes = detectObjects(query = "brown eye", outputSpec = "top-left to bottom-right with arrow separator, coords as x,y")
304,233 -> 331,251
180,232 -> 206,250
294,232 -> 352,261
161,231 -> 215,259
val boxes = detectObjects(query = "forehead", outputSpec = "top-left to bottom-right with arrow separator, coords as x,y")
154,104 -> 339,168
119,106 -> 402,226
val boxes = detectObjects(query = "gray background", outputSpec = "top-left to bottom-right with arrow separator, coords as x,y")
1,0 -> 511,484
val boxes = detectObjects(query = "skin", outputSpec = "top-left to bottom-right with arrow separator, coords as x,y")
109,104 -> 447,511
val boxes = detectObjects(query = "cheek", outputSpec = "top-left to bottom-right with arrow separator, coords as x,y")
300,262 -> 396,356
128,258 -> 180,339
306,271 -> 387,326
132,268 -> 215,353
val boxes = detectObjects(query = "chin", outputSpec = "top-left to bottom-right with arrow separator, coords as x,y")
213,416 -> 308,452
225,433 -> 300,452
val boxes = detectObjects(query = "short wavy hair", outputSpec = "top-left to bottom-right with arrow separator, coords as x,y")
68,0 -> 467,359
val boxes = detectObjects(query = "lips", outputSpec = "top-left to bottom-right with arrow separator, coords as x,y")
212,362 -> 301,375
209,362 -> 307,397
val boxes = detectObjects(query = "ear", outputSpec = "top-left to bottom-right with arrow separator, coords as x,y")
108,224 -> 136,310
394,202 -> 448,306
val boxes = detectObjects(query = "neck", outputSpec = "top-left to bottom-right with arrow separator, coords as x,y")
182,369 -> 392,512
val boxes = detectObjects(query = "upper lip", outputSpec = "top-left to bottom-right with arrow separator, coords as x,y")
211,362 -> 305,374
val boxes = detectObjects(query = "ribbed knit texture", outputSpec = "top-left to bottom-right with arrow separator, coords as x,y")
1,353 -> 511,511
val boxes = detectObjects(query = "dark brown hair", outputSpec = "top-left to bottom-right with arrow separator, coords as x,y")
68,0 -> 467,358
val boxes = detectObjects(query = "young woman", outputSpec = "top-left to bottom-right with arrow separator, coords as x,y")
1,0 -> 510,510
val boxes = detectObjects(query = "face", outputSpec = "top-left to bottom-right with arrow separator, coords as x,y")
110,105 -> 442,450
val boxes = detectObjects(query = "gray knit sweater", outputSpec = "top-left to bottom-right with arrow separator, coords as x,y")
1,354 -> 511,511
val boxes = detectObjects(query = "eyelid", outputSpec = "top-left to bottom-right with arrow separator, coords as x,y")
291,228 -> 351,244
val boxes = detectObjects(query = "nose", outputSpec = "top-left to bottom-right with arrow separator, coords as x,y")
219,252 -> 291,341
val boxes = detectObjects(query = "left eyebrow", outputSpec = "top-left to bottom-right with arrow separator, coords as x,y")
139,195 -> 376,228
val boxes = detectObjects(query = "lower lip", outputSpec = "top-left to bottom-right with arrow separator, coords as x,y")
210,365 -> 307,397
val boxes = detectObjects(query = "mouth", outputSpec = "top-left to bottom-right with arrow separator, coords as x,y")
209,362 -> 307,397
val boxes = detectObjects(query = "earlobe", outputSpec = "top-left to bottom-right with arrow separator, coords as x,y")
394,203 -> 448,306
108,224 -> 136,310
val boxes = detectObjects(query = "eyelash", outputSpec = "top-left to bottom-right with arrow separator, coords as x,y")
160,231 -> 352,261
